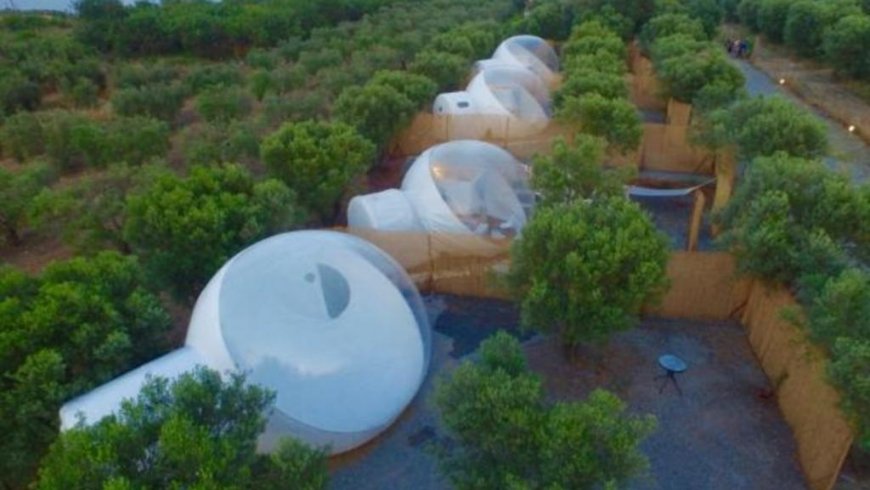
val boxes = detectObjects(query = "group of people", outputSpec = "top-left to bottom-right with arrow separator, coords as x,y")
725,38 -> 751,58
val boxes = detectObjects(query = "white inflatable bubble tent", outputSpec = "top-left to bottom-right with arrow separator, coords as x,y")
432,35 -> 558,140
492,35 -> 560,86
59,230 -> 431,454
348,140 -> 534,238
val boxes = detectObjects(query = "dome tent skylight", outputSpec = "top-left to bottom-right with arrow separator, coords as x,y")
432,35 -> 558,140
492,35 -> 560,86
348,140 -> 533,238
59,231 -> 431,455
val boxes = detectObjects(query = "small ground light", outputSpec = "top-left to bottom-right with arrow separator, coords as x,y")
848,125 -> 856,133
778,78 -> 786,85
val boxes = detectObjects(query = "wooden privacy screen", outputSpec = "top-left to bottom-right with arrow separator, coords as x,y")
341,231 -> 854,490
741,284 -> 854,490
642,252 -> 750,320
391,113 -> 717,175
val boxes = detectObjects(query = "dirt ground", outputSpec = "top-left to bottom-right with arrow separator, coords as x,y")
330,296 -> 807,490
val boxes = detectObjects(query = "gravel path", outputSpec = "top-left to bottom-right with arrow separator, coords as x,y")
330,297 -> 807,490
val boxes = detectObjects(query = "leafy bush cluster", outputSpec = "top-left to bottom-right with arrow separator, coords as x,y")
0,253 -> 171,489
716,152 -> 870,450
73,0 -> 398,58
37,368 -> 329,489
510,12 -> 668,353
123,164 -> 305,301
0,2 -> 531,487
0,111 -> 169,170
334,70 -> 436,150
642,7 -> 745,113
508,197 -> 670,348
435,332 -> 656,489
236,2 -> 513,127
554,20 -> 642,153
694,95 -> 828,161
738,0 -> 870,79
0,26 -> 105,115
517,0 -> 660,41
260,120 -> 375,221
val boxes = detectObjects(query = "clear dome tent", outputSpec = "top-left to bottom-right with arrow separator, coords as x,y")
492,35 -> 560,86
349,140 -> 534,239
59,231 -> 431,455
433,64 -> 552,139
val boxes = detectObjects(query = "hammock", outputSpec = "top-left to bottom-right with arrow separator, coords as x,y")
627,178 -> 716,198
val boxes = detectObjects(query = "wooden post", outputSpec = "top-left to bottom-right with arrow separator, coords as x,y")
711,151 -> 736,236
686,189 -> 706,251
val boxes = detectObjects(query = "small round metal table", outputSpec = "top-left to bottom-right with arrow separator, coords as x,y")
656,354 -> 687,395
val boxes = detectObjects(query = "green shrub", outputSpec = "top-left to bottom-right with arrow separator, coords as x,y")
828,338 -> 870,451
124,164 -> 303,300
717,153 -> 860,283
409,50 -> 467,92
805,268 -> 870,347
0,111 -> 44,161
737,0 -> 763,31
563,48 -> 627,76
518,0 -> 573,40
333,82 -> 417,149
639,13 -> 707,51
757,0 -> 792,43
249,69 -> 274,101
245,48 -> 280,70
823,14 -> 870,79
184,63 -> 245,94
0,71 -> 41,115
114,62 -> 180,89
195,86 -> 253,123
260,120 -> 374,218
62,77 -> 100,108
107,116 -> 170,166
555,72 -> 629,104
556,93 -> 642,152
656,48 -> 745,104
703,96 -> 828,160
508,198 -> 670,347
688,0 -> 725,37
111,83 -> 186,122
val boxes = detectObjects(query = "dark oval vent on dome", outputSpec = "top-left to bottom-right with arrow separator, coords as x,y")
317,263 -> 350,319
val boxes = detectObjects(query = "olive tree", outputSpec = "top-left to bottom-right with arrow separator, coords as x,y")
823,14 -> 870,79
37,368 -> 329,490
828,338 -> 870,452
716,153 -> 860,284
703,96 -> 828,161
333,83 -> 416,150
531,135 -> 634,206
123,164 -> 304,301
435,331 -> 656,489
556,93 -> 642,153
508,198 -> 670,348
0,253 -> 171,489
0,162 -> 55,246
260,120 -> 375,218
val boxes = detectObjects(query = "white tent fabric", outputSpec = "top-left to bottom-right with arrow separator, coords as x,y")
433,91 -> 475,115
349,140 -> 532,240
492,35 -> 560,86
347,189 -> 421,231
468,65 -> 551,118
432,65 -> 551,139
59,231 -> 431,455
433,35 -> 557,140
